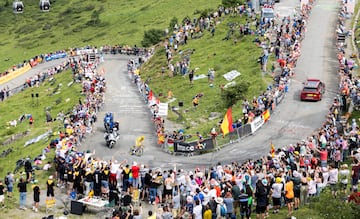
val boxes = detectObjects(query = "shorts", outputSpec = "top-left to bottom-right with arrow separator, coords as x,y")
0,195 -> 4,203
272,197 -> 281,206
47,190 -> 54,197
294,189 -> 300,198
255,205 -> 266,214
330,183 -> 337,192
34,195 -> 40,203
101,180 -> 109,189
164,188 -> 172,196
7,186 -> 13,192
285,197 -> 293,204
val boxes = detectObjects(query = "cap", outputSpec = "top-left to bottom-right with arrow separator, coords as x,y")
262,179 -> 268,186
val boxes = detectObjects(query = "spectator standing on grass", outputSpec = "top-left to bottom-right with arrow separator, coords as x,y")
255,179 -> 267,219
46,175 -> 55,202
189,69 -> 194,86
223,192 -> 234,219
351,159 -> 360,192
32,183 -> 40,212
328,164 -> 339,198
271,177 -> 283,214
339,164 -> 350,195
285,176 -> 294,217
17,177 -> 28,210
5,172 -> 13,198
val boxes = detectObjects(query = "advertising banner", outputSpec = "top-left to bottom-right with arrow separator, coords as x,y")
173,138 -> 215,153
0,63 -> 32,85
250,116 -> 264,133
45,52 -> 67,62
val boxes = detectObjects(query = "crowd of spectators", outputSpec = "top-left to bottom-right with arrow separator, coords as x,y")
2,1 -> 360,219
2,53 -> 107,211
97,2 -> 360,219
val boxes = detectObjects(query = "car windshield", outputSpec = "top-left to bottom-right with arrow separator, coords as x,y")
303,87 -> 318,93
263,12 -> 274,18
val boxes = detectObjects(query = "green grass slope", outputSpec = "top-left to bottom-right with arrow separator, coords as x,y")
141,15 -> 273,135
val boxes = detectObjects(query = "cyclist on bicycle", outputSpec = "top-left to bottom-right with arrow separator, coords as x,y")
131,136 -> 145,155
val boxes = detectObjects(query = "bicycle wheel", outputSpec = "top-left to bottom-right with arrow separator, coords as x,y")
129,146 -> 135,155
137,148 -> 143,156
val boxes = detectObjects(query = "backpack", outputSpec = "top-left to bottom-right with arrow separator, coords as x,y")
220,204 -> 227,217
5,176 -> 9,185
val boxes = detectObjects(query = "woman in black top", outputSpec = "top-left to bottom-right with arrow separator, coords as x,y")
17,177 -> 28,210
33,184 -> 40,212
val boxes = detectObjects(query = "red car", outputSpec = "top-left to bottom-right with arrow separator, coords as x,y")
300,79 -> 325,101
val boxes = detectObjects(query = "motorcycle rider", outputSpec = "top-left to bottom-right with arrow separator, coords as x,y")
104,112 -> 114,131
104,128 -> 119,148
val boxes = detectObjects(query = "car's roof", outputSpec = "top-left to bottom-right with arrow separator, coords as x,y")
304,79 -> 321,88
262,8 -> 274,12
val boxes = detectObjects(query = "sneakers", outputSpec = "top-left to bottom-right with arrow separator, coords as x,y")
32,206 -> 35,211
35,208 -> 38,213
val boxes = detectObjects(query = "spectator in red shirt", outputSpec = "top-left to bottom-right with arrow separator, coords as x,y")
318,148 -> 328,168
131,162 -> 140,189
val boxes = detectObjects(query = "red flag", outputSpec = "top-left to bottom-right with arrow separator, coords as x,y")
220,107 -> 233,136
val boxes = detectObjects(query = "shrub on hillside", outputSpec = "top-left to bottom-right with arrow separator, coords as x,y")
169,17 -> 178,32
141,29 -> 164,47
221,81 -> 249,108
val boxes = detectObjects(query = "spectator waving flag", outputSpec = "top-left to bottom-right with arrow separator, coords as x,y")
221,107 -> 233,136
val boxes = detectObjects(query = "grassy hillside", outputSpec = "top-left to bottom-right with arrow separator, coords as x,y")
141,15 -> 273,135
0,0 -> 221,71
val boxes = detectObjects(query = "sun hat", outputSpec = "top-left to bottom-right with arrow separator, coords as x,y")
215,197 -> 223,204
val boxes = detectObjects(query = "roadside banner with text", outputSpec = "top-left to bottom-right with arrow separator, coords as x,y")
250,116 -> 264,133
173,138 -> 215,153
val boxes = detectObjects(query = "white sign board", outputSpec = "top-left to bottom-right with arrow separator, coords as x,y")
158,103 -> 169,116
223,70 -> 241,81
250,116 -> 264,133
